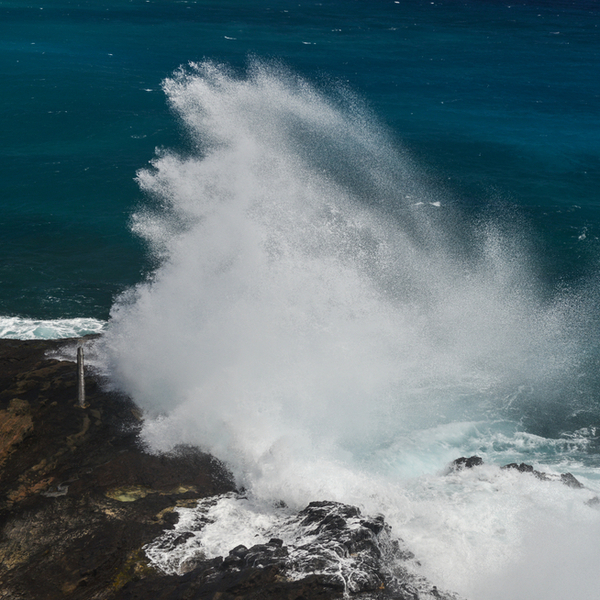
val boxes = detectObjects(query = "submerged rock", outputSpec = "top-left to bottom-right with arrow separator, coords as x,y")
447,455 -> 584,490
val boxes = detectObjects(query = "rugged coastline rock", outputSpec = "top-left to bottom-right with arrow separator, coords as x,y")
137,495 -> 462,600
0,338 -> 234,599
448,455 -> 584,489
1,338 -> 461,600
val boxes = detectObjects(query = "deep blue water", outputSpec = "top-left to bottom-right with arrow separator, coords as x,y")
2,0 -> 599,319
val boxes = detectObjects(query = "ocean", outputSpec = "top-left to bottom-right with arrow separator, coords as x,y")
2,0 -> 600,598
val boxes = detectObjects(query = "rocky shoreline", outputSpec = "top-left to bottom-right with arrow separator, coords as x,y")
2,337 -> 593,600
0,337 -> 235,599
1,337 -> 468,600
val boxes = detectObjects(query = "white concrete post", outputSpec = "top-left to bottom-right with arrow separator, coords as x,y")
77,345 -> 85,407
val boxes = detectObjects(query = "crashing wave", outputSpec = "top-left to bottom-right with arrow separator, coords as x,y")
144,494 -> 462,599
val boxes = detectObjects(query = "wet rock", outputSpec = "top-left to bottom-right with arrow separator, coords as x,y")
268,537 -> 284,547
179,554 -> 221,575
447,456 -> 584,490
242,541 -> 289,569
230,543 -> 250,557
502,462 -> 544,477
560,472 -> 584,489
502,462 -> 584,488
299,500 -> 361,532
447,456 -> 483,472
141,496 -> 462,600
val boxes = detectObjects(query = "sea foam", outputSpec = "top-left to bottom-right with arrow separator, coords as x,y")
0,316 -> 106,340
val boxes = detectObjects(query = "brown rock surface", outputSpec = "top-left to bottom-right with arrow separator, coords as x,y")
0,337 -> 235,600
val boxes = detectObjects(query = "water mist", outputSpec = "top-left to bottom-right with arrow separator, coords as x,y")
101,60 -> 599,600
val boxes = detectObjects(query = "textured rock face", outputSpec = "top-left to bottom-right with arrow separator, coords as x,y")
0,338 -> 235,600
446,456 -> 483,472
0,399 -> 33,470
140,495 -> 462,600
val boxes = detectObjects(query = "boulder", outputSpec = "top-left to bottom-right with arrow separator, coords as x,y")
447,456 -> 483,472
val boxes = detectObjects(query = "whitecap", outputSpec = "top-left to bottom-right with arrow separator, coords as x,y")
0,316 -> 106,340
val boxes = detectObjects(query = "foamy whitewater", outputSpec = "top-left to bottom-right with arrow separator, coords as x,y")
0,317 -> 106,340
99,61 -> 600,599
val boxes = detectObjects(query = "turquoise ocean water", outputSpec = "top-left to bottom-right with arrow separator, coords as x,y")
2,2 -> 600,598
2,0 -> 599,320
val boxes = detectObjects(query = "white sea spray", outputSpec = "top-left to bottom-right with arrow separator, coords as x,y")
100,60 -> 600,600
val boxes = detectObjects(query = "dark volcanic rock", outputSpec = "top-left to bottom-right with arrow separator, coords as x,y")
115,564 -> 348,600
0,337 -> 235,600
446,455 -> 584,490
502,462 -> 541,476
501,462 -> 583,488
138,496 -> 462,600
447,456 -> 483,472
560,472 -> 584,489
